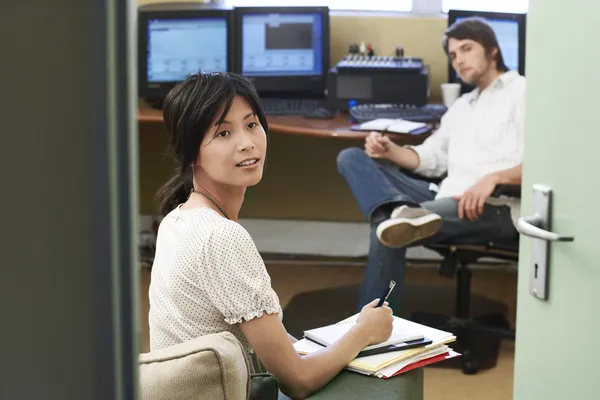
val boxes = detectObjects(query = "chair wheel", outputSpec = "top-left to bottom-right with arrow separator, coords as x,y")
461,358 -> 479,375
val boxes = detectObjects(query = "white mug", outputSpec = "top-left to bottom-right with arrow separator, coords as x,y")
441,83 -> 461,108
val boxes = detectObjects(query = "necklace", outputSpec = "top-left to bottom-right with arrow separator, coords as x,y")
190,188 -> 230,220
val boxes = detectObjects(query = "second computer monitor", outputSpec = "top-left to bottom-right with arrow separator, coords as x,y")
234,6 -> 330,97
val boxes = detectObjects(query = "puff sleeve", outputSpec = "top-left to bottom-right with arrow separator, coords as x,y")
198,221 -> 282,325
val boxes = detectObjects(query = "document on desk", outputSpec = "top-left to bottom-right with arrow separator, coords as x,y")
373,347 -> 460,379
354,118 -> 429,134
345,345 -> 450,376
294,315 -> 457,376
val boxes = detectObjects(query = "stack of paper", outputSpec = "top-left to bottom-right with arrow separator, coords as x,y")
293,314 -> 459,378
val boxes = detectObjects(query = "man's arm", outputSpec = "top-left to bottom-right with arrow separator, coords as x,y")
404,112 -> 454,177
369,124 -> 451,177
366,105 -> 455,176
494,163 -> 522,185
384,144 -> 420,170
454,163 -> 523,221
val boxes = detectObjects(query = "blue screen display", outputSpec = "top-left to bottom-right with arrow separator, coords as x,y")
147,18 -> 228,83
455,16 -> 520,72
241,13 -> 323,77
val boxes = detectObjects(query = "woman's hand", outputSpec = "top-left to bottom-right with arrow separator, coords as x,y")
355,298 -> 394,345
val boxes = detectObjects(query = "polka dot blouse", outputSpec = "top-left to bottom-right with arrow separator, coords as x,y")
148,206 -> 282,370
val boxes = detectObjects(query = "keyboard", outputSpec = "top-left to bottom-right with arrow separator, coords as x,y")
261,98 -> 323,116
349,103 -> 447,123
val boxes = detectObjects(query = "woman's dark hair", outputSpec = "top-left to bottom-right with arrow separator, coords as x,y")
442,17 -> 508,72
156,72 -> 268,217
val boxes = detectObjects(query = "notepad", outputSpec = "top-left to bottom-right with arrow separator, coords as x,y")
351,118 -> 430,134
304,314 -> 425,352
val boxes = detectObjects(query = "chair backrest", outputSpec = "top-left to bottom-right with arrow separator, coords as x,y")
139,332 -> 251,400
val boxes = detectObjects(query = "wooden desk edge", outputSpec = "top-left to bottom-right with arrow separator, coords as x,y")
138,108 -> 367,139
137,108 -> 431,142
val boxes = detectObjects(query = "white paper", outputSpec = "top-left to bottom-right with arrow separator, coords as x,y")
374,346 -> 449,378
386,120 -> 427,133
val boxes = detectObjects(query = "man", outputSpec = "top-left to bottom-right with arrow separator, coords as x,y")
337,17 -> 525,312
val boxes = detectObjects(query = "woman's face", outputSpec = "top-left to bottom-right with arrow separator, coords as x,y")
195,95 -> 267,189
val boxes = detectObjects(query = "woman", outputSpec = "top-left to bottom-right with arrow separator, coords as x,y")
148,72 -> 393,399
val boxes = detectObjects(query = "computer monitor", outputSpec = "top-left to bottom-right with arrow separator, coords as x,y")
137,3 -> 234,104
447,10 -> 526,86
233,6 -> 330,98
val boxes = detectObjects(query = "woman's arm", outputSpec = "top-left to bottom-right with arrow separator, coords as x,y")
288,333 -> 298,344
240,299 -> 392,399
200,223 -> 392,398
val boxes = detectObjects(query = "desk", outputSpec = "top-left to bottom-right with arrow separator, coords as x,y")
137,104 -> 429,220
138,104 -> 430,144
280,368 -> 424,400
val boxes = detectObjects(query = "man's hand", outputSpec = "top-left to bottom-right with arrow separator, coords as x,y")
453,173 -> 500,221
364,132 -> 392,159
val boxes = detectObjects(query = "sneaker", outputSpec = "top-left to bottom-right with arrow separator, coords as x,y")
376,205 -> 442,248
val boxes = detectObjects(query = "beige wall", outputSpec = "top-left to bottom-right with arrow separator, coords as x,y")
137,1 -> 449,220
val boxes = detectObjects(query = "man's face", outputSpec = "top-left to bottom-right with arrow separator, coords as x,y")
447,38 -> 496,85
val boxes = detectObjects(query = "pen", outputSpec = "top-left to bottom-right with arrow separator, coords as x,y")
376,280 -> 396,307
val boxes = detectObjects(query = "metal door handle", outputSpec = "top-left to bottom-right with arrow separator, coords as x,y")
517,214 -> 574,242
522,184 -> 574,301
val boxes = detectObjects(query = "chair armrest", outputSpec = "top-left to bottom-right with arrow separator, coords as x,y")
407,173 -> 519,197
492,184 -> 521,198
403,170 -> 444,185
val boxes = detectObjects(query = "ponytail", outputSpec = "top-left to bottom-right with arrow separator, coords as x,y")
156,166 -> 193,217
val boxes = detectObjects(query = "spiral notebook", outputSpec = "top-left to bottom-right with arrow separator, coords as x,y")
303,314 -> 426,353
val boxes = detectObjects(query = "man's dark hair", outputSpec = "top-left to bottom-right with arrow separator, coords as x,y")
442,17 -> 508,72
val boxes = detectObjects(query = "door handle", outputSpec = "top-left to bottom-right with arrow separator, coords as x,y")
517,214 -> 574,242
520,184 -> 574,301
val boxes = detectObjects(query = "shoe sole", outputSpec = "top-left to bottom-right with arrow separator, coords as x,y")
376,214 -> 442,248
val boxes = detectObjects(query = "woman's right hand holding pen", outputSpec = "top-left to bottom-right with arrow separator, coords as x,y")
355,298 -> 394,346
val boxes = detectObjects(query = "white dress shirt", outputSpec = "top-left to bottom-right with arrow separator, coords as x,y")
411,71 -> 525,224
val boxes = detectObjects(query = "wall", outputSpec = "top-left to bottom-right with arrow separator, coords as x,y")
137,0 -> 449,220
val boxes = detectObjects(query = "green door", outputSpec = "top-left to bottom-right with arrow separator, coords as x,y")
513,0 -> 600,399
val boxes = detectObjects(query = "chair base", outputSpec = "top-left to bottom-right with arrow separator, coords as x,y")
410,311 -> 513,374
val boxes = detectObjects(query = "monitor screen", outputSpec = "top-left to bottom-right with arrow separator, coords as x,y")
240,12 -> 323,77
454,16 -> 520,73
146,17 -> 228,83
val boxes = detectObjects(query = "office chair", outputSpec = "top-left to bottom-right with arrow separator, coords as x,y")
411,184 -> 520,375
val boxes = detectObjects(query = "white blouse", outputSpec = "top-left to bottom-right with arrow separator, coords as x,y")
148,206 -> 282,371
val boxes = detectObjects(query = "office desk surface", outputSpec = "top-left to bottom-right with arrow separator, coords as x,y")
138,105 -> 430,143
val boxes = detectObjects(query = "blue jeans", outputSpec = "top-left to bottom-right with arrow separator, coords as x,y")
337,147 -> 518,313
